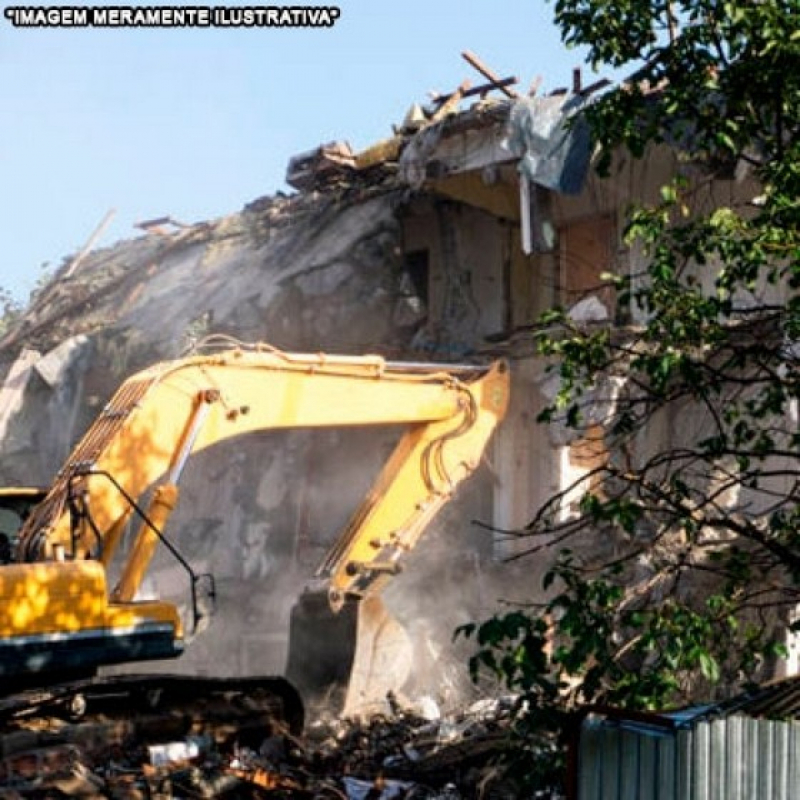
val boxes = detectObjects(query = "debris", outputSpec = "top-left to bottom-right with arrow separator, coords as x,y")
567,296 -> 609,324
430,77 -> 519,106
134,215 -> 190,236
353,137 -> 404,171
461,51 -> 519,99
225,763 -> 303,792
429,80 -> 471,124
400,103 -> 428,133
0,683 -> 525,797
32,334 -> 89,388
147,738 -> 203,767
505,92 -> 593,195
286,141 -> 357,190
0,349 -> 40,441
64,207 -> 117,278
342,775 -> 415,799
581,77 -> 612,96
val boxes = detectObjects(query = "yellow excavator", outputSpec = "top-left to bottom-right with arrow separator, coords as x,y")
0,341 -> 509,723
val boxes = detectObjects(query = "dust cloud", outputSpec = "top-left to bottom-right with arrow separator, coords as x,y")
110,426 -> 506,717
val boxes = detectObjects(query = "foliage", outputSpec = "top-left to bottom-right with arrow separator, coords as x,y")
462,0 -> 800,792
0,288 -> 22,339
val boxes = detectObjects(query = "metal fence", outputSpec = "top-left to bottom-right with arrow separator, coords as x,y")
578,713 -> 800,800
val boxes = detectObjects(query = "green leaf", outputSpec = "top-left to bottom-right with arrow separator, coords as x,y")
660,184 -> 678,204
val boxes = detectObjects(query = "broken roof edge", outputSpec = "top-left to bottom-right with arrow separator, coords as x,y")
285,88 -> 600,200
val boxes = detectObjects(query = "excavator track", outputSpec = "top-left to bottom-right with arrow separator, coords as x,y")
0,674 -> 304,759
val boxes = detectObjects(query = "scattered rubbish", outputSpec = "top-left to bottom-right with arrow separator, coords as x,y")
135,215 -> 191,235
286,140 -> 357,190
0,684 -> 522,797
147,738 -> 203,767
343,775 -> 415,799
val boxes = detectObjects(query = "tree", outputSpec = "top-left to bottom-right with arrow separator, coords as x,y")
460,0 -> 800,792
0,288 -> 21,339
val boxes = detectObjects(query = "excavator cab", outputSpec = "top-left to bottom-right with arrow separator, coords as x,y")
0,487 -> 47,564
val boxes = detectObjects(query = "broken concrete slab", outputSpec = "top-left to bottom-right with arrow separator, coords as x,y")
33,335 -> 90,388
0,349 -> 40,445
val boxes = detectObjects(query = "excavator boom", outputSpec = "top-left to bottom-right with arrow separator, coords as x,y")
3,342 -> 509,711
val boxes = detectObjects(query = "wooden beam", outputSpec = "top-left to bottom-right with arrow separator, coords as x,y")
581,77 -> 612,96
461,51 -> 520,99
135,216 -> 189,236
431,76 -> 519,105
430,79 -> 471,122
64,208 -> 116,278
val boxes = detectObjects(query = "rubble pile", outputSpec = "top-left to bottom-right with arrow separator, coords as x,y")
0,692 -> 522,799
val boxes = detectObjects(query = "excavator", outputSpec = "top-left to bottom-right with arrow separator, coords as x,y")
0,340 -> 509,733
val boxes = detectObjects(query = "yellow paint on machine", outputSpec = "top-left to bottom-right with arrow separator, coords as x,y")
0,560 -> 182,638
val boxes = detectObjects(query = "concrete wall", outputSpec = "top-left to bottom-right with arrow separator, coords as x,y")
0,187 -> 504,704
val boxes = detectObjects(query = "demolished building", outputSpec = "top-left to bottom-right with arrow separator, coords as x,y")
0,52 -> 776,723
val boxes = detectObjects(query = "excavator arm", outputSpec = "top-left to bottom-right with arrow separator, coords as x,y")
5,343 -> 508,703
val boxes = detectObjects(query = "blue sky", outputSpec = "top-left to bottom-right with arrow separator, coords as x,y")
0,1 -> 610,302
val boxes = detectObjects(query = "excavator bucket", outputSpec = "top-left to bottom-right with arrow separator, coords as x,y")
342,594 -> 414,716
285,591 -> 413,717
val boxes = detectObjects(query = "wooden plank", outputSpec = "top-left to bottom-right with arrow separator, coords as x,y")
431,76 -> 519,105
582,77 -> 612,96
430,79 -> 471,122
353,137 -> 403,170
64,208 -> 116,278
461,51 -> 520,98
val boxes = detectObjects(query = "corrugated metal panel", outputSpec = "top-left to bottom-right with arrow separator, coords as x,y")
578,718 -> 602,800
725,715 -> 744,800
745,716 -> 760,799
638,729 -> 656,798
705,674 -> 800,719
775,718 -> 791,800
758,719 -> 775,799
620,729 -> 639,800
578,717 -> 676,800
578,714 -> 800,800
692,717 -> 710,800
656,731 -> 677,800
790,722 -> 800,796
716,720 -> 729,800
600,724 -> 620,798
677,727 -> 692,798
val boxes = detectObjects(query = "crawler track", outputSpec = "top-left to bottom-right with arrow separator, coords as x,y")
0,673 -> 304,758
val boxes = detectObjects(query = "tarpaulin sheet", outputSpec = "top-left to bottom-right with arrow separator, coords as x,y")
505,93 -> 593,195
